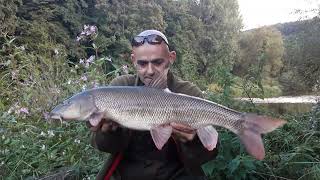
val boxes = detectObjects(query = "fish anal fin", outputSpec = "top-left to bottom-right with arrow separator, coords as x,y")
150,125 -> 172,150
197,125 -> 218,151
88,112 -> 104,127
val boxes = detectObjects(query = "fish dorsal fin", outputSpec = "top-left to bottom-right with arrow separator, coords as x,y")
150,125 -> 172,150
197,125 -> 219,151
144,71 -> 168,89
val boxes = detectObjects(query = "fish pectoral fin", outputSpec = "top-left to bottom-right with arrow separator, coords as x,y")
150,125 -> 173,150
88,112 -> 104,127
197,125 -> 219,151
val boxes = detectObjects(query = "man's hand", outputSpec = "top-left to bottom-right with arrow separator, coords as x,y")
170,122 -> 196,143
87,119 -> 119,133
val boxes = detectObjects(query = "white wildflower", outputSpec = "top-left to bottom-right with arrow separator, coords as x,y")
76,36 -> 82,41
82,84 -> 87,90
93,81 -> 99,88
48,130 -> 55,138
80,75 -> 88,81
54,48 -> 59,55
41,145 -> 46,150
86,55 -> 95,63
89,25 -> 97,34
92,43 -> 97,49
2,135 -> 5,140
122,65 -> 129,74
85,62 -> 90,69
74,139 -> 81,144
7,106 -> 15,114
40,131 -> 46,136
19,107 -> 29,114
11,70 -> 18,80
77,25 -> 98,42
67,80 -> 72,85
106,57 -> 112,62
43,112 -> 50,120
202,91 -> 208,95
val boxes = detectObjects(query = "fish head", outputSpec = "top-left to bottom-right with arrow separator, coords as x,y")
49,93 -> 97,121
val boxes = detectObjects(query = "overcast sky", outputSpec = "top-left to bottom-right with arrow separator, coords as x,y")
238,0 -> 319,30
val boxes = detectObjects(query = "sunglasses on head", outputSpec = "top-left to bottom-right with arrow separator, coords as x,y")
131,34 -> 168,47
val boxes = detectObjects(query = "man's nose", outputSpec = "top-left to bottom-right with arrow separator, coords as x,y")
146,63 -> 155,75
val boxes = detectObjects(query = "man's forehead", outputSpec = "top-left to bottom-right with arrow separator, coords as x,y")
132,43 -> 167,54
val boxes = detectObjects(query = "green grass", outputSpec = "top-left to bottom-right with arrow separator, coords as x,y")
0,112 -> 107,179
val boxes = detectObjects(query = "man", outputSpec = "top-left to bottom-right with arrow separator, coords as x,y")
89,30 -> 218,180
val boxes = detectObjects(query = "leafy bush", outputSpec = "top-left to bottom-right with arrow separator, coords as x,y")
0,25 -> 126,179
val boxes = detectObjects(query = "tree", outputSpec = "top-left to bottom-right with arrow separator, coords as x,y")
281,17 -> 320,94
235,27 -> 284,80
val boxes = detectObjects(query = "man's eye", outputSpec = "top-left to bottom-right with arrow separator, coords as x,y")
152,59 -> 164,66
137,61 -> 148,67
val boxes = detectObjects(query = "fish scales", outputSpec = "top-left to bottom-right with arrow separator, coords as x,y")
89,87 -> 243,132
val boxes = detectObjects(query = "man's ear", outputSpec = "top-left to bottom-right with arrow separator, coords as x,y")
131,53 -> 136,64
169,51 -> 176,64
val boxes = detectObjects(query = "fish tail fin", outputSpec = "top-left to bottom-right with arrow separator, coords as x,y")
238,113 -> 286,160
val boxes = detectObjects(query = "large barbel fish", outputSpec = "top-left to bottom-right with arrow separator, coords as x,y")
49,86 -> 286,160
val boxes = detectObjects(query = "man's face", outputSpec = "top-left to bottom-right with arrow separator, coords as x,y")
131,42 -> 176,86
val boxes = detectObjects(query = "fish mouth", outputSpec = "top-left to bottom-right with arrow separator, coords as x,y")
49,113 -> 63,121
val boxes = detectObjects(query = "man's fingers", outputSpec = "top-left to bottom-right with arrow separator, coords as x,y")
172,128 -> 196,142
90,124 -> 101,132
170,122 -> 195,133
88,119 -> 119,132
101,121 -> 119,132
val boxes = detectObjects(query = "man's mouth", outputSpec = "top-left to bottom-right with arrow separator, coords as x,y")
144,77 -> 153,84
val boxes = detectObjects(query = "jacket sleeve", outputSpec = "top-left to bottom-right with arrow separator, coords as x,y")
174,83 -> 219,175
90,75 -> 135,154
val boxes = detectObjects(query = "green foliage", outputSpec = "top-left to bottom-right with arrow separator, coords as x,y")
0,23 -> 124,178
201,96 -> 320,180
279,17 -> 320,95
233,27 -> 284,98
0,112 -> 107,179
202,130 -> 263,180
